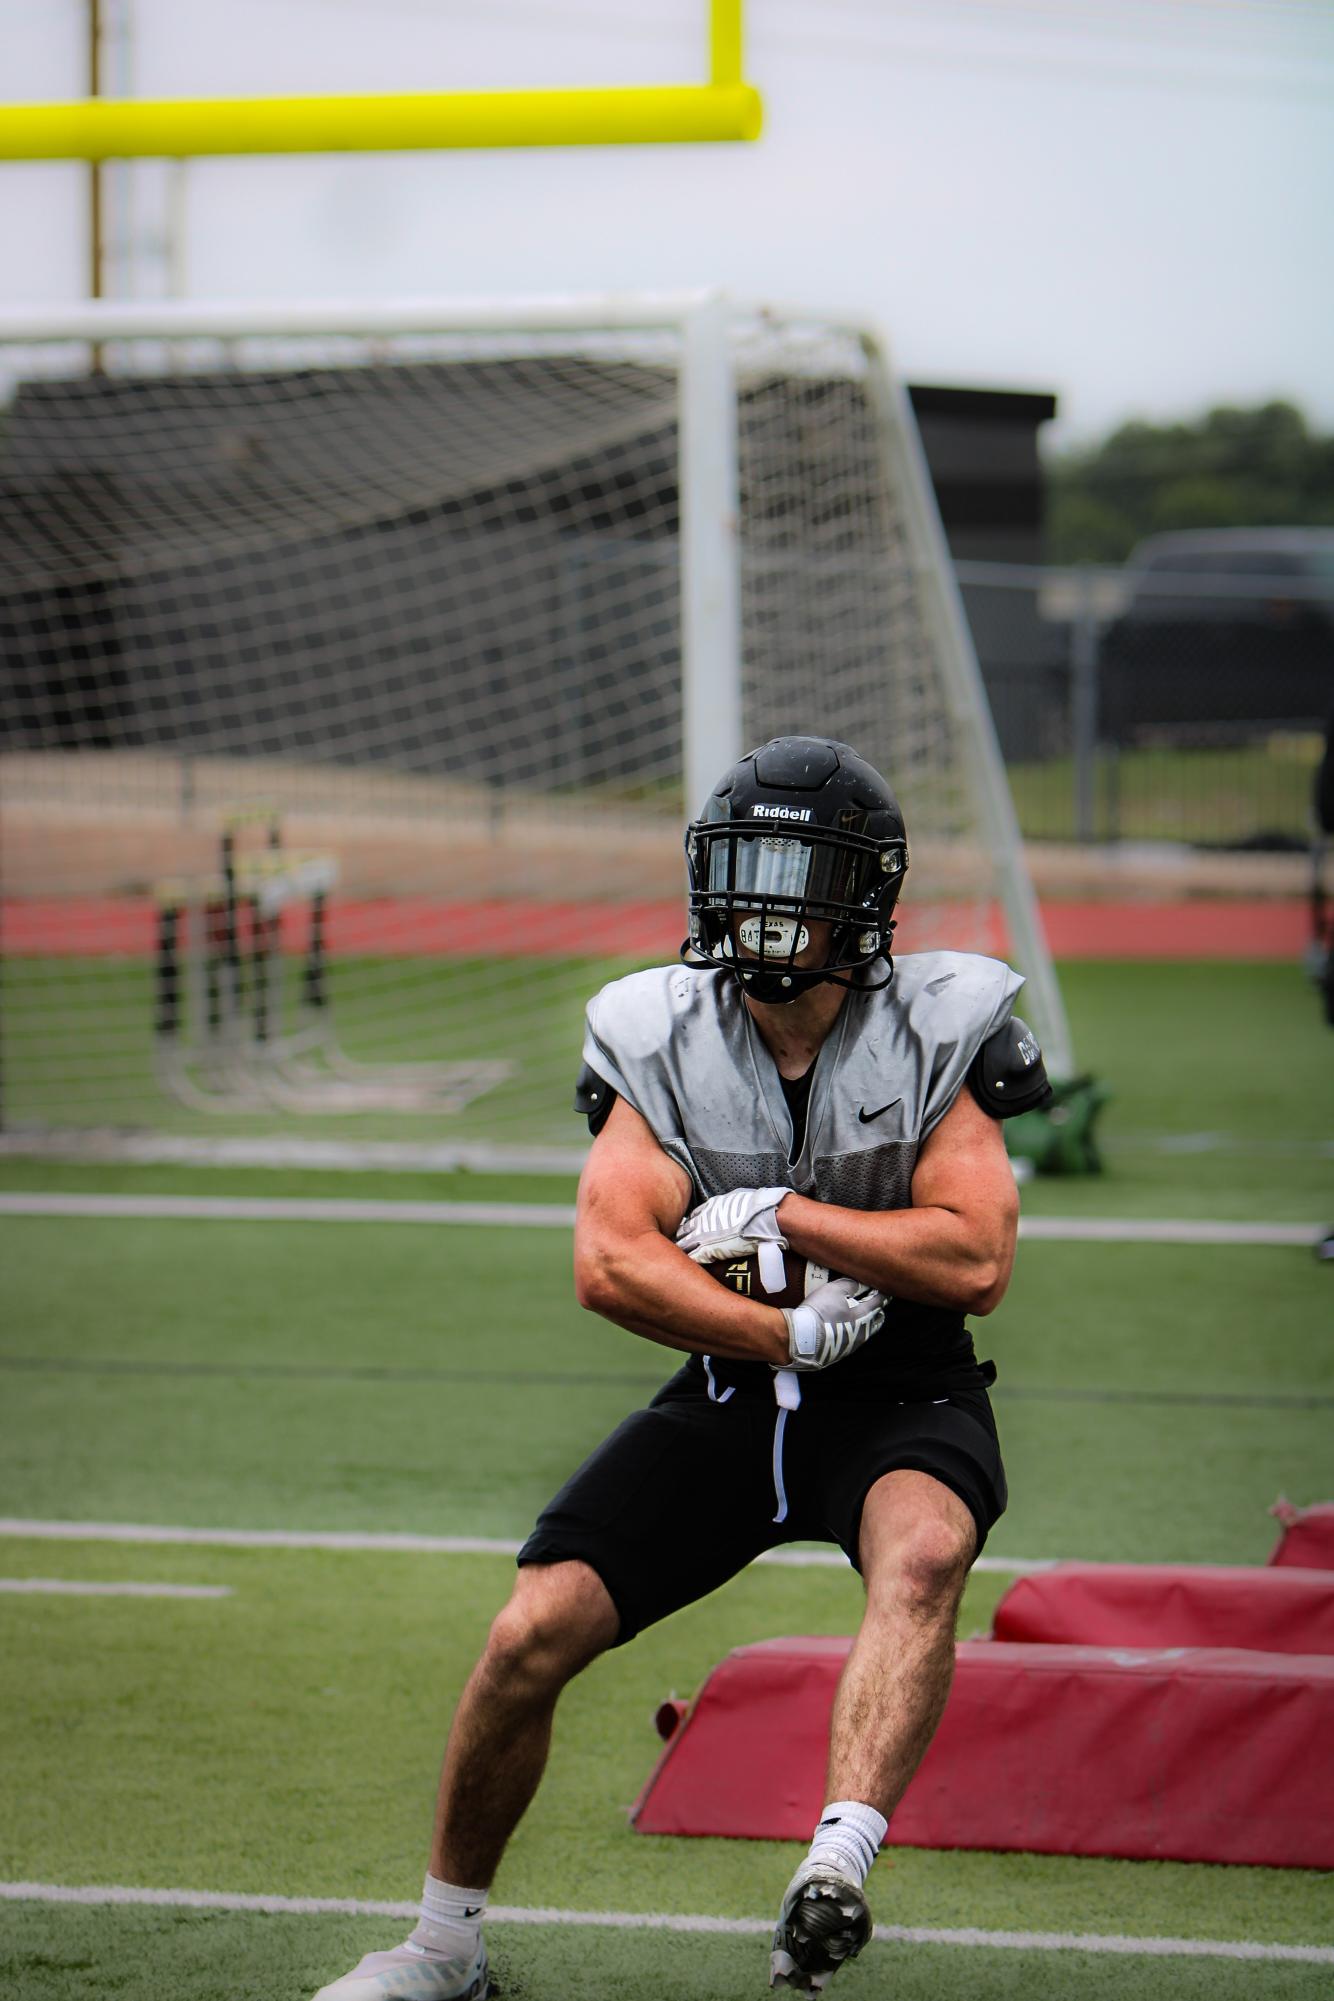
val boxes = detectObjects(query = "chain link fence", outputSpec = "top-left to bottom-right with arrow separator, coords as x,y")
958,558 -> 1333,849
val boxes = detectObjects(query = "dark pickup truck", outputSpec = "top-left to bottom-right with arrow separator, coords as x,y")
1098,528 -> 1334,742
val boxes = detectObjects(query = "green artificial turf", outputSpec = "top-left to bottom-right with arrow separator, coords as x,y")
1015,961 -> 1333,1222
1,1542 -> 1329,1959
3,1902 -> 1331,2001
1048,962 -> 1333,1146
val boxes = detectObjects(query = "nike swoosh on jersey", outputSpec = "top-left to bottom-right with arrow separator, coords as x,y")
857,1099 -> 902,1123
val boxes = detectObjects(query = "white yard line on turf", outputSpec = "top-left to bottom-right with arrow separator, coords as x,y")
1019,1217 -> 1319,1246
0,1578 -> 231,1598
0,1133 -> 592,1175
0,1883 -> 1329,1964
0,1193 -> 579,1227
0,1192 -> 1321,1246
0,1519 -> 1052,1575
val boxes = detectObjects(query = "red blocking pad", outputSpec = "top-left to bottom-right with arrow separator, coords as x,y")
634,1637 -> 847,1844
632,1637 -> 1334,1867
992,1562 -> 1334,1655
1268,1501 -> 1334,1570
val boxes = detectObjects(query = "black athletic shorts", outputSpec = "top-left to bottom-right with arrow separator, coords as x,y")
516,1364 -> 1007,1646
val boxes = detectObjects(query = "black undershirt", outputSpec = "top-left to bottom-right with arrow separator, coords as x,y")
778,1066 -> 815,1162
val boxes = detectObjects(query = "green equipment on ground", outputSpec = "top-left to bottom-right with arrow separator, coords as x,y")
1004,1074 -> 1110,1176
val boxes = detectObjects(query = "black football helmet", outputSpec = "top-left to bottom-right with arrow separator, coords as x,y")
684,736 -> 909,1003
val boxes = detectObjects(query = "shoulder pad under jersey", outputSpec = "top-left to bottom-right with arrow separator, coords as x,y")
889,950 -> 1023,1030
579,963 -> 711,1132
583,965 -> 708,1078
886,951 -> 1025,1135
573,1060 -> 616,1136
967,1016 -> 1053,1119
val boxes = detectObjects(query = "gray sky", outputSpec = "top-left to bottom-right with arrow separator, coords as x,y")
2,0 -> 1331,445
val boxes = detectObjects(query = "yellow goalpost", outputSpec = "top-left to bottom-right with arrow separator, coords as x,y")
0,1 -> 761,159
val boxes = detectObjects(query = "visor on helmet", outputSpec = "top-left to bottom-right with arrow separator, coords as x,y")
704,831 -> 861,915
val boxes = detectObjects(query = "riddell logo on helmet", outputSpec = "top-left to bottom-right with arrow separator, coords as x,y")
751,804 -> 812,821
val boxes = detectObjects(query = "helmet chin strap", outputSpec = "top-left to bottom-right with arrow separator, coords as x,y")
731,963 -> 827,1005
820,957 -> 895,995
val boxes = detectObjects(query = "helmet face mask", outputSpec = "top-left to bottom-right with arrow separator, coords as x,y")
684,737 -> 909,1004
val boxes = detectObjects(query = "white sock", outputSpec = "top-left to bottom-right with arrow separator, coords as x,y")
806,1800 -> 888,1887
406,1872 -> 489,1961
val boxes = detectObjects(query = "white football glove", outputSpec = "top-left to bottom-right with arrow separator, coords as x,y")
781,1275 -> 887,1372
676,1185 -> 793,1294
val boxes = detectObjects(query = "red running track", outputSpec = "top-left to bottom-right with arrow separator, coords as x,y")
1,896 -> 1310,961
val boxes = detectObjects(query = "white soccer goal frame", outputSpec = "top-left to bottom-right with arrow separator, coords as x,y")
0,288 -> 1075,1086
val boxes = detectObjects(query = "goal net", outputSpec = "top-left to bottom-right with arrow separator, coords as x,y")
0,294 -> 1071,1161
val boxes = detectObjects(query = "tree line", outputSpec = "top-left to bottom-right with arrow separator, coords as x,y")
1045,401 -> 1334,564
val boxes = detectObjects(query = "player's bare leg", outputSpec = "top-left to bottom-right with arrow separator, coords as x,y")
432,1560 -> 620,1882
830,1468 -> 975,1805
313,1561 -> 618,2001
771,1470 -> 974,1994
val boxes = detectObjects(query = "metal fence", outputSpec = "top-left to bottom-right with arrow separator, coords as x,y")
958,562 -> 1333,849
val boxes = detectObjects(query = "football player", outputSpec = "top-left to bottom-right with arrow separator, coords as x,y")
313,736 -> 1051,2001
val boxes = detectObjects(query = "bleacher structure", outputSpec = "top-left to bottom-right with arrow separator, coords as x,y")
0,293 -> 1074,1159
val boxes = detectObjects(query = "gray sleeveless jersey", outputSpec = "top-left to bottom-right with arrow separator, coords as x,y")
582,951 -> 1024,1399
583,951 -> 1022,1209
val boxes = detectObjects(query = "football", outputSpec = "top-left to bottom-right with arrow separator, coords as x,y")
705,1247 -> 816,1311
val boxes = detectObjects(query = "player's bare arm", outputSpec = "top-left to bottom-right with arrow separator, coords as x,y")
574,1093 -> 790,1364
775,1084 -> 1020,1315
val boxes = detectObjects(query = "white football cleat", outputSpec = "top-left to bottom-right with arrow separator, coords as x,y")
311,1939 -> 489,2001
769,1858 -> 872,1994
